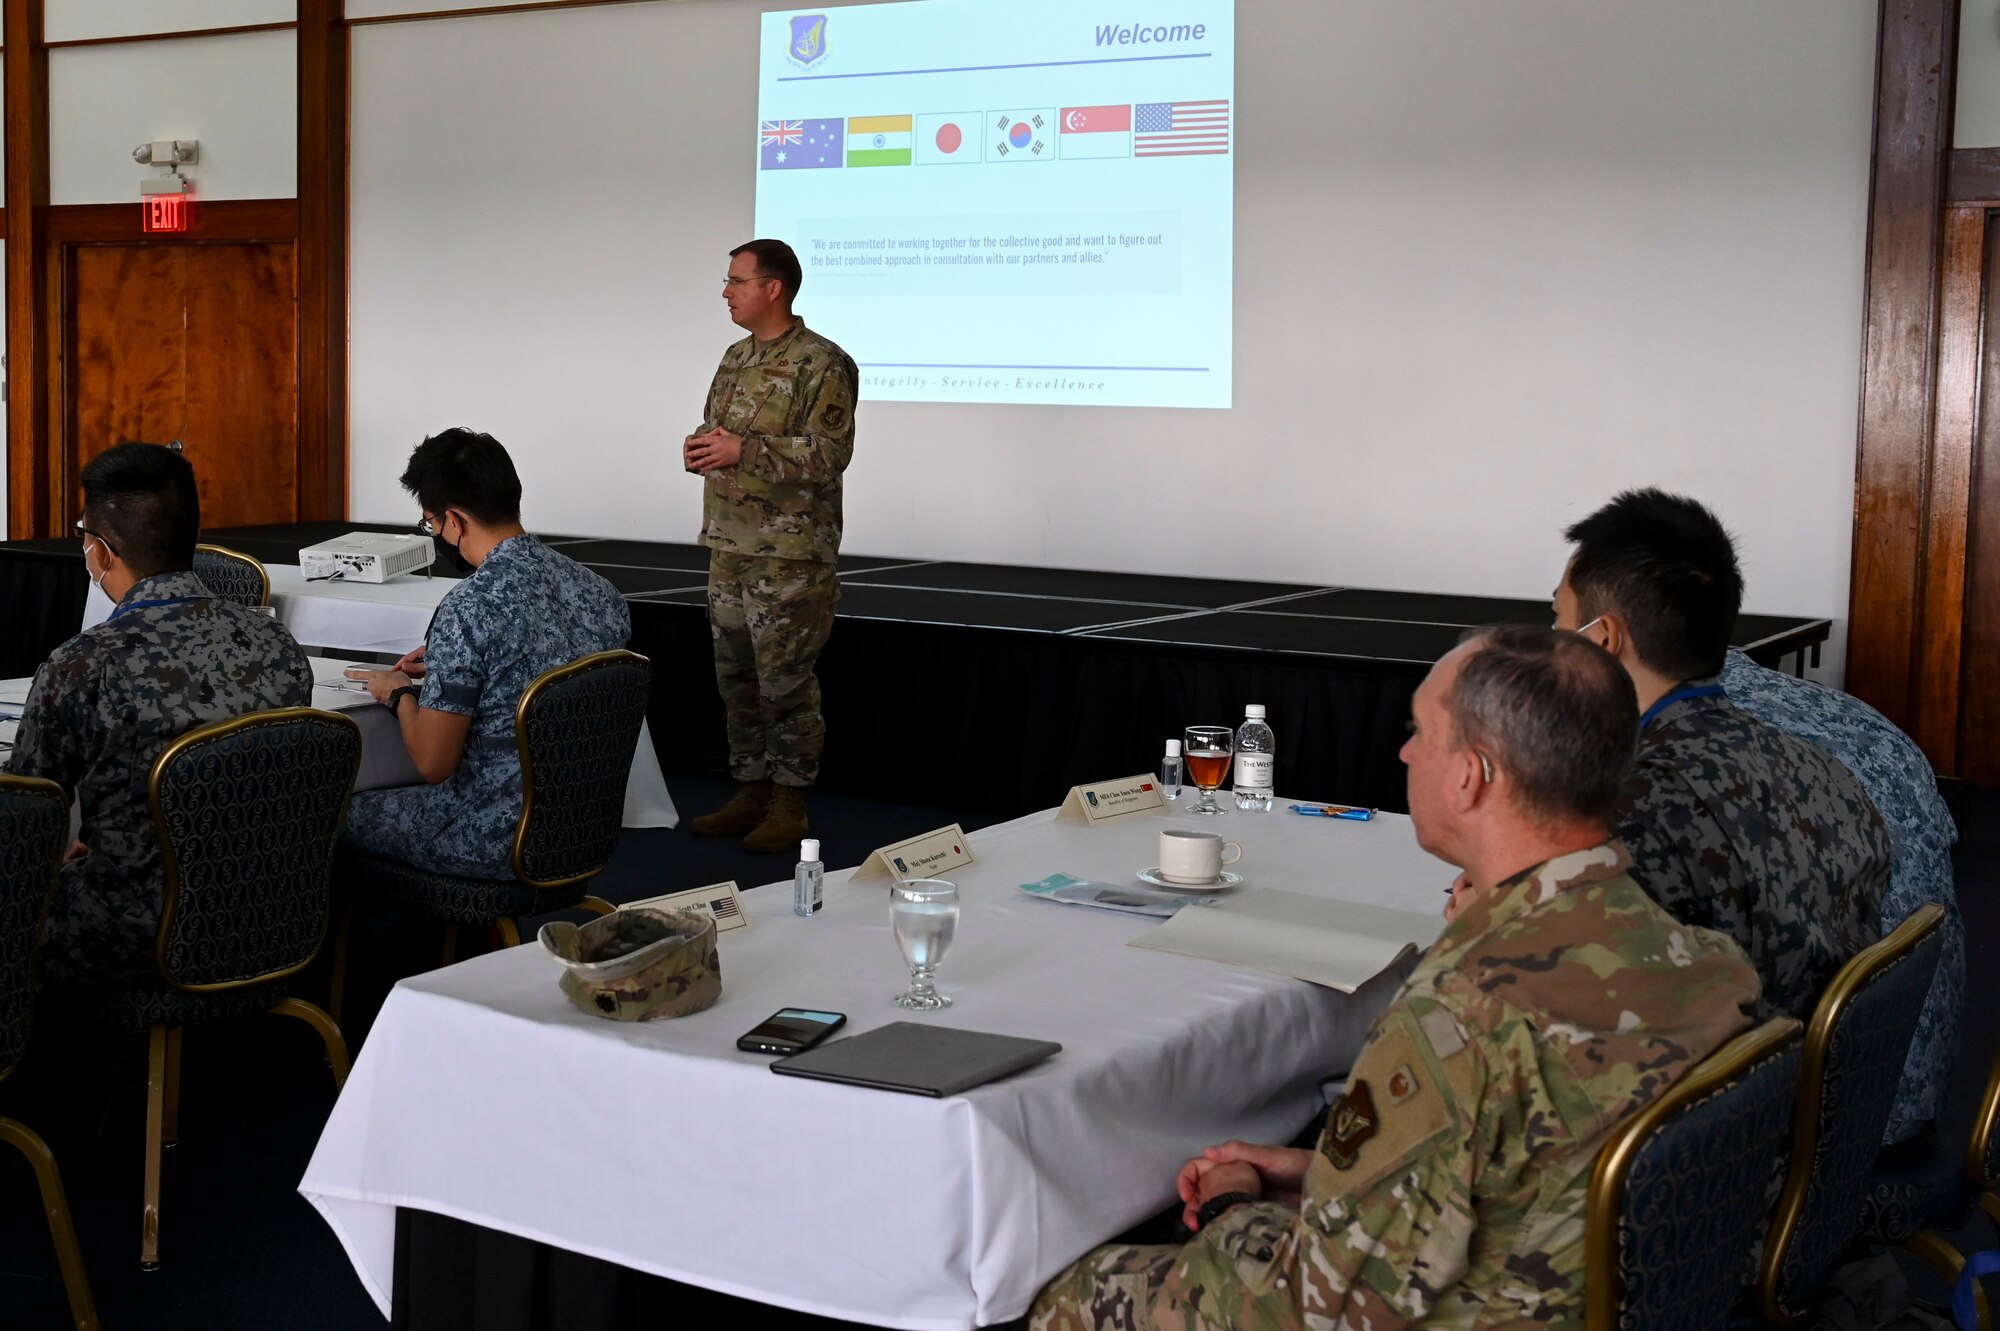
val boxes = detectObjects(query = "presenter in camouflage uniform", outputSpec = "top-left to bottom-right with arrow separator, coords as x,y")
1030,628 -> 1760,1331
684,239 -> 857,853
7,443 -> 312,985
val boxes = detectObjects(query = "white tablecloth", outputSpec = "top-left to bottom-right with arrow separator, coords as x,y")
80,569 -> 677,828
299,801 -> 1446,1327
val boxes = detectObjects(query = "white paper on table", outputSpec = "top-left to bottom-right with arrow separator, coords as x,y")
1128,888 -> 1445,992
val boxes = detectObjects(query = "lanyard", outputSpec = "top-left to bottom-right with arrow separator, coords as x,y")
1640,683 -> 1725,730
109,595 -> 205,621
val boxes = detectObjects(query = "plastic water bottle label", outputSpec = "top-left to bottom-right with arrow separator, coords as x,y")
1236,753 -> 1274,788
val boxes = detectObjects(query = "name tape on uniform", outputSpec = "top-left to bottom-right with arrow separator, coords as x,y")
1056,774 -> 1168,825
851,824 -> 975,884
621,880 -> 749,932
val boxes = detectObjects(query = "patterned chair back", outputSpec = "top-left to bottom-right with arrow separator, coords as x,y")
1759,903 -> 1947,1324
193,544 -> 271,607
1585,1017 -> 1803,1331
510,650 -> 653,887
0,776 -> 67,1085
150,709 -> 361,991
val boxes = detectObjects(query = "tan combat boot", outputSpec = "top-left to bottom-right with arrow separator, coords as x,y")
742,784 -> 808,854
689,780 -> 772,838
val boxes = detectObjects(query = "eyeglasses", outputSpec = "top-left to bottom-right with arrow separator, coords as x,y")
73,519 -> 118,558
724,275 -> 776,288
417,513 -> 450,538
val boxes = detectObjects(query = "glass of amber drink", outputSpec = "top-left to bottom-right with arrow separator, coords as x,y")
1182,726 -> 1233,816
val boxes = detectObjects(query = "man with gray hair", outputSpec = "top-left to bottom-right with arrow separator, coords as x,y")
1031,626 -> 1759,1331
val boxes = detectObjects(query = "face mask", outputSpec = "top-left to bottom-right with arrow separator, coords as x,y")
85,538 -> 110,592
443,533 -> 475,575
433,512 -> 475,574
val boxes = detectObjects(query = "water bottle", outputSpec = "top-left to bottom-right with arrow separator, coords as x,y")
1234,704 -> 1275,811
794,838 -> 824,916
1160,738 -> 1183,802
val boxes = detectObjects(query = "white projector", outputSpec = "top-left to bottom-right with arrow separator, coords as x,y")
299,532 -> 436,583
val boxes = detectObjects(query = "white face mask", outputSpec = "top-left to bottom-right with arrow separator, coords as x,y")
84,538 -> 110,592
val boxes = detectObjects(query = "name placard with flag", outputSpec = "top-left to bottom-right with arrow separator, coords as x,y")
915,111 -> 980,165
1058,105 -> 1132,160
847,115 -> 912,167
987,108 -> 1055,162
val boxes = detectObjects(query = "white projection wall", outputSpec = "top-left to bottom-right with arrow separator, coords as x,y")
351,0 -> 1876,674
753,1 -> 1234,407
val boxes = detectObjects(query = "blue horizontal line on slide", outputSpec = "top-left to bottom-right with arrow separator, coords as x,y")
778,52 -> 1212,82
864,364 -> 1210,372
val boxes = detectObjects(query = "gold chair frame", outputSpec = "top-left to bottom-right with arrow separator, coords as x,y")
137,708 -> 359,1269
1584,1016 -> 1802,1331
1756,902 -> 1948,1327
1898,990 -> 2000,1328
193,542 -> 272,606
0,773 -> 100,1329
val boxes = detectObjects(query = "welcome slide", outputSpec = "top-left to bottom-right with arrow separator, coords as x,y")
755,1 -> 1235,409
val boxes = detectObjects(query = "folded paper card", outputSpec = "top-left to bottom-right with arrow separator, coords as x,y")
622,881 -> 749,932
851,824 -> 975,884
1055,775 -> 1166,825
1128,888 -> 1444,992
1018,872 -> 1213,918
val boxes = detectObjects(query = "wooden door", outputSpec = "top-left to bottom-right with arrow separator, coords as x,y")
68,240 -> 298,528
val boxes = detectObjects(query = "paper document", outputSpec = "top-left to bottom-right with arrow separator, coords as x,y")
1129,889 -> 1445,992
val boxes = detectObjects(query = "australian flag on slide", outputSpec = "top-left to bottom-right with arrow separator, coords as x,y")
761,118 -> 845,170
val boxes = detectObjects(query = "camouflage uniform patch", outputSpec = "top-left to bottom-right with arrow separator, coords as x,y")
1616,682 -> 1892,1025
6,570 -> 313,984
1028,843 -> 1761,1331
696,317 -> 854,788
708,552 -> 838,787
342,535 -> 630,877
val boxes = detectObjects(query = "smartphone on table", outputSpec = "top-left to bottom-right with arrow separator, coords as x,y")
737,1008 -> 847,1056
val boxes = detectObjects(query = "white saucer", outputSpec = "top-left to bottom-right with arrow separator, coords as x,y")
1137,867 -> 1242,893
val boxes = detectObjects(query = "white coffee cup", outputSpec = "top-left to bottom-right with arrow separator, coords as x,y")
1158,828 -> 1243,884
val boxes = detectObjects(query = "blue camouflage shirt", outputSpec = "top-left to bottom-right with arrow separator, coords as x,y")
342,535 -> 630,878
1720,650 -> 1962,1141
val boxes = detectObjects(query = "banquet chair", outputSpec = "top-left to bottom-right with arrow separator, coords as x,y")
1585,1016 -> 1803,1331
1751,903 -> 1947,1326
0,774 -> 101,1330
1858,1021 -> 2000,1327
332,650 -> 652,1016
84,708 -> 360,1269
192,543 -> 271,607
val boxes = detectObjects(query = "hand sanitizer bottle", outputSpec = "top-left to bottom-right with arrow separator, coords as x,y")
794,838 -> 824,916
1161,739 -> 1183,801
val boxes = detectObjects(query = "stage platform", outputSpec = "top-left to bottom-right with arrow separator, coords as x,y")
0,523 -> 1831,817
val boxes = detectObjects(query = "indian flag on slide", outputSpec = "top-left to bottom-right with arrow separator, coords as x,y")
915,112 -> 980,165
847,115 -> 913,167
1058,105 -> 1132,159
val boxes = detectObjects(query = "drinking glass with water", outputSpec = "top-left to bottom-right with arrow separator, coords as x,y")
890,878 -> 959,1010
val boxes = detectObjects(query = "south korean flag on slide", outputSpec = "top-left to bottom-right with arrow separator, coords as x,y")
987,109 -> 1055,162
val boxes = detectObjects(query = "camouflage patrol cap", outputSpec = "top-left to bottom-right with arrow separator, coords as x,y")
540,907 -> 721,1021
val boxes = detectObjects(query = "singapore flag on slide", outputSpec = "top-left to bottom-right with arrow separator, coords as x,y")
1058,105 -> 1132,159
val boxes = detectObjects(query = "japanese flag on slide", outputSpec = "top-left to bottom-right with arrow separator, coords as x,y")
915,112 -> 981,165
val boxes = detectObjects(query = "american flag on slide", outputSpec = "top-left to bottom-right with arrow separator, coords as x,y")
1133,100 -> 1230,157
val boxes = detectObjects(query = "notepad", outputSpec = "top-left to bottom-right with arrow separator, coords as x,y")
770,1022 -> 1061,1098
1129,888 -> 1443,992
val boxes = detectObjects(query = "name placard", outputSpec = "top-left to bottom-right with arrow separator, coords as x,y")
1056,774 -> 1167,825
621,880 -> 750,932
851,824 -> 976,884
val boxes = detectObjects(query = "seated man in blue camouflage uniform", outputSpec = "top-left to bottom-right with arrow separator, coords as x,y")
7,442 -> 313,985
1721,635 -> 1962,1143
342,430 -> 630,878
1032,627 -> 1760,1331
1554,489 -> 1892,1024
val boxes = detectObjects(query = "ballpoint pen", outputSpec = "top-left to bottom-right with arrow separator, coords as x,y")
1287,803 -> 1375,821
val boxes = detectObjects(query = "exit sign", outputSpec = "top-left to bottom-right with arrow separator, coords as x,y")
141,194 -> 189,233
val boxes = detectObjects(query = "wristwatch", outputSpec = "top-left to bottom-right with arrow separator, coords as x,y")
1195,1191 -> 1261,1231
387,685 -> 420,715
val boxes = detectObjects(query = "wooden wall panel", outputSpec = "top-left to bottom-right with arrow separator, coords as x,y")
5,0 -> 50,538
298,0 -> 347,520
69,245 -> 185,466
1847,0 -> 1957,735
1960,215 -> 2000,787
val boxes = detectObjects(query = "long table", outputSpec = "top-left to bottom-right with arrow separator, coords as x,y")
299,800 -> 1443,1328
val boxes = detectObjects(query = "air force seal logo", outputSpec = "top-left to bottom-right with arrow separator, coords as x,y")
788,14 -> 829,68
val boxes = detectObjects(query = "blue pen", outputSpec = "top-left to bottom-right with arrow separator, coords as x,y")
1288,803 -> 1375,821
